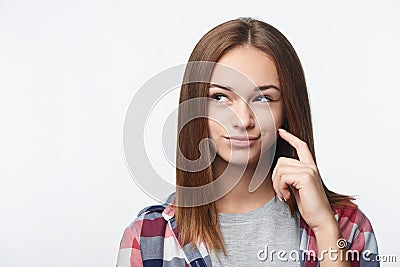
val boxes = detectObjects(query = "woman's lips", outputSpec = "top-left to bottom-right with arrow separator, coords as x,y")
224,136 -> 259,148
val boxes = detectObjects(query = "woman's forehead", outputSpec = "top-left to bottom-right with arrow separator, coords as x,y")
209,63 -> 280,95
209,46 -> 280,92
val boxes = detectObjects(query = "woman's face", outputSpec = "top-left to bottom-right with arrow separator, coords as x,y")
207,45 -> 284,166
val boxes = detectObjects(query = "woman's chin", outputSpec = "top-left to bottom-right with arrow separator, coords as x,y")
220,154 -> 261,167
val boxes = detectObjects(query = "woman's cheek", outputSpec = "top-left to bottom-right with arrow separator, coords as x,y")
254,106 -> 283,150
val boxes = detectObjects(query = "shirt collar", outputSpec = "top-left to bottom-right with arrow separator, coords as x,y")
161,191 -> 176,221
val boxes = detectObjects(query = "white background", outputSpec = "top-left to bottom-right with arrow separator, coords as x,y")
1,1 -> 399,266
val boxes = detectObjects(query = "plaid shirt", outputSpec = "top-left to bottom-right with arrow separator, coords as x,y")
117,192 -> 379,267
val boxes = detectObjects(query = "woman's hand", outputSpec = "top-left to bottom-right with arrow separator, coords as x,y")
272,128 -> 336,233
272,128 -> 350,266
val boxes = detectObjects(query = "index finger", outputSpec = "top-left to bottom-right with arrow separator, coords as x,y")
278,128 -> 315,164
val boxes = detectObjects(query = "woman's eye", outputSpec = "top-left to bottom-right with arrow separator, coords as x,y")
210,93 -> 229,103
254,95 -> 272,102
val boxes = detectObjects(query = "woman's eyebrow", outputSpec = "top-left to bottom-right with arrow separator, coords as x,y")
209,83 -> 280,91
257,85 -> 280,91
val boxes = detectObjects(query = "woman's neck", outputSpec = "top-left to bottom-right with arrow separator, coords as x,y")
212,154 -> 276,214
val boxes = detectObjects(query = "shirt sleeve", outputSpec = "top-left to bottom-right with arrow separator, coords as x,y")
116,220 -> 144,267
337,205 -> 380,267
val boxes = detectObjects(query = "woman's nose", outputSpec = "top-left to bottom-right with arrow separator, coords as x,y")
232,100 -> 255,129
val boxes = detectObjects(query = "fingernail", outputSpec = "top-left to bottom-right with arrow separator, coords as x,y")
283,197 -> 287,202
278,128 -> 287,133
277,195 -> 283,201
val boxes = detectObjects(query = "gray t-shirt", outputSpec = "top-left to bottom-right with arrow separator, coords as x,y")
209,195 -> 300,266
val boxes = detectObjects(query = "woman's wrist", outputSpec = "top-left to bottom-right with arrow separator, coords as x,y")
312,216 -> 351,266
312,214 -> 339,237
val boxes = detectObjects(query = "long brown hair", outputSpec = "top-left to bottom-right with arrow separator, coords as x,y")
175,17 -> 355,255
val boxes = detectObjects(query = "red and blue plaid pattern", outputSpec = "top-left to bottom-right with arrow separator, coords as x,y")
117,192 -> 379,267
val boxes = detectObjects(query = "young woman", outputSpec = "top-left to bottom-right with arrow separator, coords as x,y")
117,17 -> 379,267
